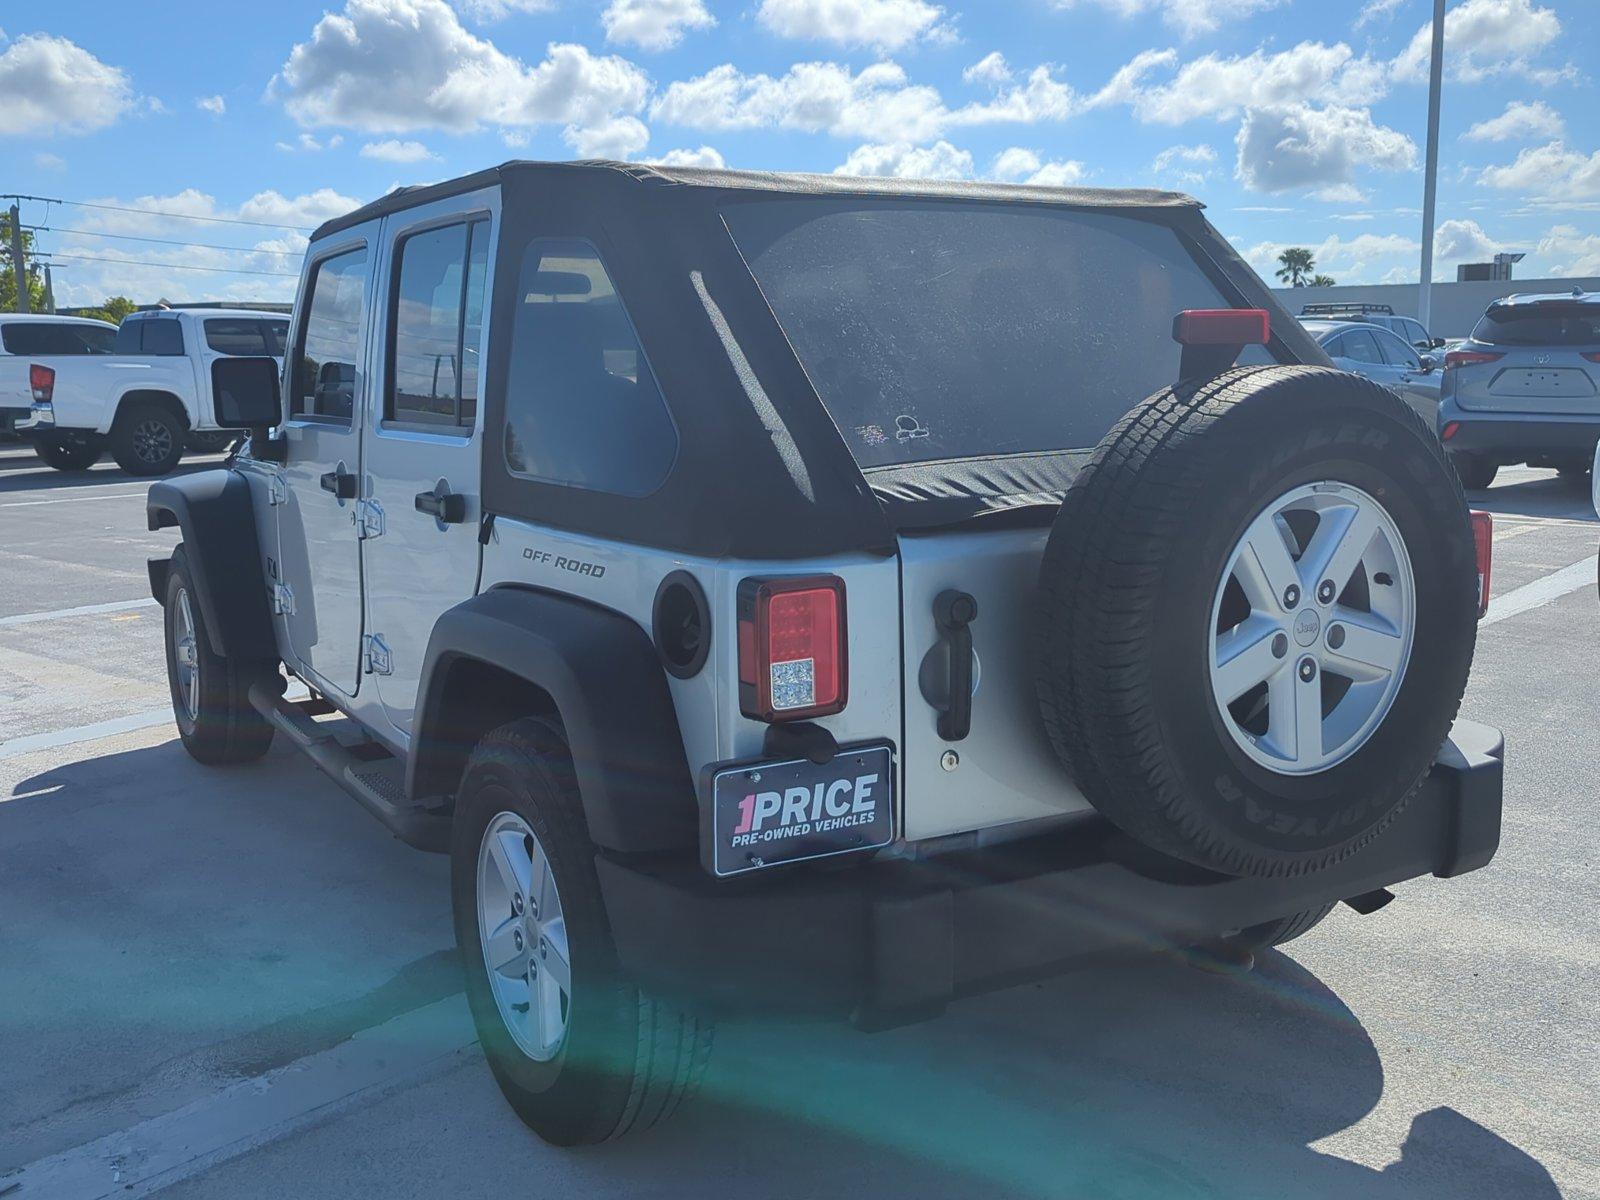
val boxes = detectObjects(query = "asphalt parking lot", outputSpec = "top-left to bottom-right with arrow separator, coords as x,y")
1,441 -> 1596,1200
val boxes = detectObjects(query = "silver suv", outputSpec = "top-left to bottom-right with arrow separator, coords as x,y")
1438,289 -> 1600,489
145,162 -> 1504,1148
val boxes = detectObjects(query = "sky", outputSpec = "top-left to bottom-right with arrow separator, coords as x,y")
0,0 -> 1596,309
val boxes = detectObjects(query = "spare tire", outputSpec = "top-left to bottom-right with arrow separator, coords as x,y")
1035,365 -> 1477,878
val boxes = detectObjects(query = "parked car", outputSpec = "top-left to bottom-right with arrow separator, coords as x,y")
19,307 -> 289,474
1301,302 -> 1443,350
1301,317 -> 1441,421
148,162 -> 1502,1147
1437,289 -> 1600,490
1,313 -> 117,438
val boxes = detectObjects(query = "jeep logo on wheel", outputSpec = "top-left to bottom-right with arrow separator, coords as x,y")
1294,608 -> 1322,647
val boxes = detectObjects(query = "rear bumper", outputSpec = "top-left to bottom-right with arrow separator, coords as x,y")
600,720 -> 1504,1024
1440,405 -> 1600,459
11,402 -> 53,434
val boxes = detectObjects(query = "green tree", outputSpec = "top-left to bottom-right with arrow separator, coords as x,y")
0,211 -> 46,312
1308,274 -> 1337,288
75,295 -> 138,325
1275,247 -> 1317,288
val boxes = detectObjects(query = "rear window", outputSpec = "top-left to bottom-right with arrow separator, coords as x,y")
724,199 -> 1267,467
1472,302 -> 1600,346
114,318 -> 185,356
1,322 -> 116,355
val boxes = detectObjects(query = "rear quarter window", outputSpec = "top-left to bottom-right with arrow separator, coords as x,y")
204,319 -> 269,355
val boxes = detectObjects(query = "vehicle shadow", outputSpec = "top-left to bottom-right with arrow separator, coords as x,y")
1470,470 -> 1596,523
0,454 -> 223,494
0,739 -> 1565,1199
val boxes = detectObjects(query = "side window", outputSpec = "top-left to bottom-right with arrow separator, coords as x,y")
1377,330 -> 1421,370
503,239 -> 677,497
204,319 -> 268,355
387,220 -> 488,429
1341,329 -> 1384,365
290,248 -> 368,424
142,319 -> 185,356
1323,334 -> 1345,358
1,323 -> 115,354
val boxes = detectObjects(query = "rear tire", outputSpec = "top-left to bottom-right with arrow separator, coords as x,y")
451,718 -> 712,1145
1557,462 -> 1591,487
163,546 -> 277,764
111,401 -> 185,476
34,432 -> 103,472
1450,452 -> 1498,491
186,430 -> 238,454
1232,902 -> 1336,952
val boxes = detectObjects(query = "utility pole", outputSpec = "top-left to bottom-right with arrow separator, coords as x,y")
43,263 -> 56,314
8,202 -> 30,314
1417,0 -> 1445,333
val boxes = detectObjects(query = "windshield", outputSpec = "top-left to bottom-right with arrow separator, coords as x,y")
1472,302 -> 1600,346
724,199 -> 1267,468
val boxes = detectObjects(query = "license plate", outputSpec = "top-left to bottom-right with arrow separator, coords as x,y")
706,744 -> 895,877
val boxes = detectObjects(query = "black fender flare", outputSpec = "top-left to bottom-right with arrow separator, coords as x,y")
411,586 -> 697,855
146,469 -> 277,660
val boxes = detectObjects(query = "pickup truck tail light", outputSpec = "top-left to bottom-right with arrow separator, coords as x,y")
1444,350 -> 1504,370
737,576 -> 847,722
1581,352 -> 1600,363
1470,511 -> 1493,618
29,364 -> 54,403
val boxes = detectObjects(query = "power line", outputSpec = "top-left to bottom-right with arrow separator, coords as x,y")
42,253 -> 301,278
27,225 -> 301,257
5,195 -> 316,232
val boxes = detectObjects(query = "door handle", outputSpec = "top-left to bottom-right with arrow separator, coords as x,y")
415,487 -> 467,524
319,468 -> 357,499
934,590 -> 979,742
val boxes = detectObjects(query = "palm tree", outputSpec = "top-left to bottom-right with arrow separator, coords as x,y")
1308,274 -> 1337,287
1275,248 -> 1316,287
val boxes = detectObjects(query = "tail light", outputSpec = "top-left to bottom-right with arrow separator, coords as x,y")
737,576 -> 847,722
1582,352 -> 1600,363
1470,511 -> 1493,618
29,364 -> 54,403
1440,421 -> 1460,442
1444,350 -> 1504,370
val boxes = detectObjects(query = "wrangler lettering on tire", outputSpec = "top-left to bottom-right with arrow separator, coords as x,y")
1035,365 -> 1479,878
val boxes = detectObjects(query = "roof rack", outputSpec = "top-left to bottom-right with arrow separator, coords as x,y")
1300,302 -> 1395,316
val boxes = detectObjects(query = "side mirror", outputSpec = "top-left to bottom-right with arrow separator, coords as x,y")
211,356 -> 286,462
1431,337 -> 1447,350
1419,354 -> 1437,374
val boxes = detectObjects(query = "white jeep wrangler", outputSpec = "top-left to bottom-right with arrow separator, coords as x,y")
148,162 -> 1504,1146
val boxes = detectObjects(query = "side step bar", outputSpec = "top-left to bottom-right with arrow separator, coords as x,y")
248,683 -> 452,854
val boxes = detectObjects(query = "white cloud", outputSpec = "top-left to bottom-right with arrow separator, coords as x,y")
277,132 -> 345,152
565,114 -> 651,157
454,0 -> 554,19
953,65 -> 1075,126
1234,104 -> 1416,194
1480,141 -> 1600,201
275,0 -> 650,154
1355,0 -> 1403,27
197,94 -> 226,116
1243,232 -> 1419,284
646,145 -> 726,167
1152,142 -> 1216,184
963,52 -> 1011,86
1098,42 -> 1388,125
1052,0 -> 1285,38
1392,0 -> 1566,84
836,140 -> 973,179
1462,100 -> 1564,143
34,152 -> 65,171
0,34 -> 134,135
991,147 -> 1086,187
603,0 -> 716,51
360,138 -> 437,162
1536,225 -> 1600,276
757,0 -> 952,51
1434,218 -> 1501,262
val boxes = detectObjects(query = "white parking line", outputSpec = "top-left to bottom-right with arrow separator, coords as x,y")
1482,556 -> 1598,628
0,709 -> 172,762
0,489 -> 149,509
0,598 -> 158,627
0,995 -> 475,1200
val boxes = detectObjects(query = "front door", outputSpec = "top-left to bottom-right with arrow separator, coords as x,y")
361,192 -> 497,738
276,237 -> 375,697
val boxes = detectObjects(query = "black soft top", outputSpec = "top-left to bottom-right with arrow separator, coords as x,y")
311,160 -> 1202,243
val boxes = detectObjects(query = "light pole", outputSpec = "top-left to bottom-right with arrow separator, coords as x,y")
1418,0 -> 1446,333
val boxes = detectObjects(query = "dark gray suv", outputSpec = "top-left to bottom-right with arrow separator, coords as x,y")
1438,289 -> 1600,489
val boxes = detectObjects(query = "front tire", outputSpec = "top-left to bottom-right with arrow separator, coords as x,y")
111,402 -> 185,476
34,431 -> 103,472
451,718 -> 712,1145
1232,903 -> 1336,953
163,546 -> 276,764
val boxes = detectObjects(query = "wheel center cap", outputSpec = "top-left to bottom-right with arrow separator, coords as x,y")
1293,609 -> 1322,648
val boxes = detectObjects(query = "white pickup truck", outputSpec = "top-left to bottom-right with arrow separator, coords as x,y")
20,307 -> 289,474
2,313 -> 118,439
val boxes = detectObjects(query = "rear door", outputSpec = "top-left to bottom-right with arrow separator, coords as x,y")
276,235 -> 377,698
360,189 -> 496,739
1373,327 -> 1439,419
